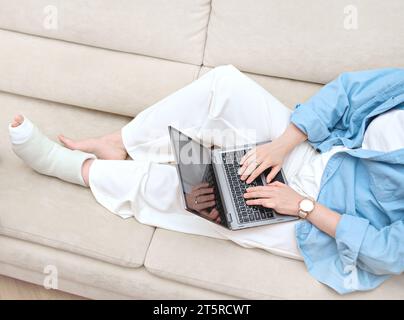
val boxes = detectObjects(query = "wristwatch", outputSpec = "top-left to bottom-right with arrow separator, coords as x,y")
298,197 -> 315,219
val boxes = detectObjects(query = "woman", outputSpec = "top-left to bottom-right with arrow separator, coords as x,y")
8,65 -> 404,294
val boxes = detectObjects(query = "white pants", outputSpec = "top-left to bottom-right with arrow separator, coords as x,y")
89,65 -> 330,260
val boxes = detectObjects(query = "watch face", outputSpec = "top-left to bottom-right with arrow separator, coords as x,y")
301,199 -> 314,212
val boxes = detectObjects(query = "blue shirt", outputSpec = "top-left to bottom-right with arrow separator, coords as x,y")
290,68 -> 404,294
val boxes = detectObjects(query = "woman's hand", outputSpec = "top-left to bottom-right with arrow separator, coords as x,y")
238,123 -> 307,184
185,183 -> 221,223
245,181 -> 342,237
244,181 -> 304,216
238,139 -> 290,184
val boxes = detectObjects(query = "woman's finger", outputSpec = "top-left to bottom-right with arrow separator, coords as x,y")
199,208 -> 219,221
208,208 -> 220,220
243,190 -> 273,199
195,187 -> 214,196
246,162 -> 269,184
246,185 -> 274,192
196,200 -> 216,211
240,148 -> 256,165
240,160 -> 259,181
266,166 -> 281,183
191,183 -> 209,191
246,199 -> 275,208
269,180 -> 285,187
238,150 -> 261,173
240,155 -> 266,181
197,194 -> 215,203
238,153 -> 257,176
245,198 -> 266,206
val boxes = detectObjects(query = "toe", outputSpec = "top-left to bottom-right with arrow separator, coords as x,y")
15,114 -> 24,124
11,114 -> 24,127
58,135 -> 75,149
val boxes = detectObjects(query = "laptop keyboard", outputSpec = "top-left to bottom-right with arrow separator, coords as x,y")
222,150 -> 274,224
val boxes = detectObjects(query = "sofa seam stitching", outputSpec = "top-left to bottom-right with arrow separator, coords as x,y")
200,0 -> 213,67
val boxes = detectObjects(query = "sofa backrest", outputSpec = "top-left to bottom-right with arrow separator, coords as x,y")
0,0 -> 403,115
204,0 -> 404,84
0,0 -> 211,65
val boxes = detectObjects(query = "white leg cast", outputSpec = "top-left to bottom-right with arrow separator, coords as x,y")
9,117 -> 96,186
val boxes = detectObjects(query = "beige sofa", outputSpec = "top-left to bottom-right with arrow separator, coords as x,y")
0,0 -> 403,299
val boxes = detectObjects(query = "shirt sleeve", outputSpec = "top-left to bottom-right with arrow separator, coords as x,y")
290,73 -> 349,146
335,214 -> 404,275
290,68 -> 404,151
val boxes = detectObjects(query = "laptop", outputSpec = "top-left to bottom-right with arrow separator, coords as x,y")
168,126 -> 298,230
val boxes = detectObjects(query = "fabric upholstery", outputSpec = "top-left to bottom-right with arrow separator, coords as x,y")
0,29 -> 200,116
1,0 -> 403,299
145,229 -> 404,300
0,236 -> 235,299
0,92 -> 155,268
204,0 -> 404,84
0,0 -> 211,65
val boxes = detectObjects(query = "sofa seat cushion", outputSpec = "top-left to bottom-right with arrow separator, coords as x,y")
145,229 -> 404,299
204,0 -> 404,84
0,235 -> 235,299
0,0 -> 211,65
0,92 -> 155,268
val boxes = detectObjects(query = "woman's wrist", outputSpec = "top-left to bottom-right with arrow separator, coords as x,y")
305,202 -> 341,238
277,123 -> 308,154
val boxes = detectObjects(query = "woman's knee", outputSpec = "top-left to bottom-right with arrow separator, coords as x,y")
211,64 -> 242,80
210,64 -> 251,94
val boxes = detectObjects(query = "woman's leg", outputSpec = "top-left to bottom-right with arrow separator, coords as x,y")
58,130 -> 127,160
60,65 -> 292,163
9,115 -> 96,186
120,65 -> 292,162
88,151 -> 308,259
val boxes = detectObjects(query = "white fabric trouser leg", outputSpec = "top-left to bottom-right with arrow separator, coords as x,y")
89,65 -> 318,260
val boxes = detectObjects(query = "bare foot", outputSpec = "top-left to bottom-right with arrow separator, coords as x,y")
11,114 -> 24,127
58,130 -> 127,160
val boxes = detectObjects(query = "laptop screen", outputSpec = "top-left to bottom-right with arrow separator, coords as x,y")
169,127 -> 225,226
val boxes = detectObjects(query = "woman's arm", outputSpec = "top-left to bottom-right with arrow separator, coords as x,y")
278,122 -> 308,151
244,181 -> 340,237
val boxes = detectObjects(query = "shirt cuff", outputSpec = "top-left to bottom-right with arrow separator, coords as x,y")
290,104 -> 331,150
335,214 -> 369,267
